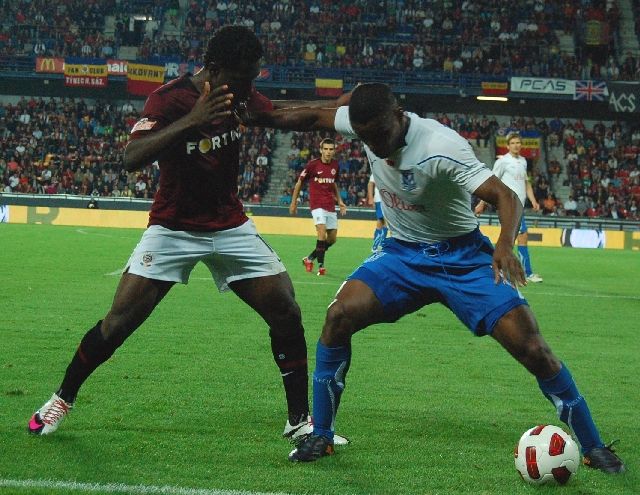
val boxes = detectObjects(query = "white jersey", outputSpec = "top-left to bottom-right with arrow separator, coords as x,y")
491,153 -> 528,206
368,175 -> 381,202
335,107 -> 493,243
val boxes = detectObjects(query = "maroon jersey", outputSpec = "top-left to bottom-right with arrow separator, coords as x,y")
299,158 -> 339,211
129,74 -> 273,231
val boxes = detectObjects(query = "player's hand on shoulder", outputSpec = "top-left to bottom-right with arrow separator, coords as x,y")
492,242 -> 526,287
188,82 -> 233,127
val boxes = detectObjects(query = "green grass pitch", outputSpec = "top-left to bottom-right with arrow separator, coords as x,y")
0,223 -> 637,495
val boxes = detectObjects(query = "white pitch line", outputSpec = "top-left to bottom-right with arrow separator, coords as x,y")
0,479 -> 298,495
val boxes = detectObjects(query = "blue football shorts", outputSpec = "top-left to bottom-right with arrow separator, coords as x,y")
519,216 -> 528,235
348,228 -> 527,336
374,201 -> 384,220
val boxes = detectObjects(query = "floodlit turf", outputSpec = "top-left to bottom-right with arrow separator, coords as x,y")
0,223 -> 637,495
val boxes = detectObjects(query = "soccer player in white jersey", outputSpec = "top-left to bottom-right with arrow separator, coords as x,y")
475,133 -> 543,283
243,83 -> 624,473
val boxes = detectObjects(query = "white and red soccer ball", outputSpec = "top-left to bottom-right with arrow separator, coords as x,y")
514,425 -> 580,485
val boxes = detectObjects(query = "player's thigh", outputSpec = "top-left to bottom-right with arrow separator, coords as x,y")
203,219 -> 287,293
321,279 -> 386,345
314,223 -> 328,239
230,271 -> 301,329
105,272 -> 174,338
311,208 -> 334,236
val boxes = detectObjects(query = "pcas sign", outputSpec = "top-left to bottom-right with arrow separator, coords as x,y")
608,82 -> 640,113
510,77 -> 574,95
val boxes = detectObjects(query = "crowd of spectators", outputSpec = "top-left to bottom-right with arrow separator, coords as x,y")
1,91 -> 639,221
550,118 -> 640,220
238,127 -> 274,203
0,96 -> 272,203
2,0 -> 639,82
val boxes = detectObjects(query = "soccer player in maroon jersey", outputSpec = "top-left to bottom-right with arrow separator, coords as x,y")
27,26 -> 324,443
289,138 -> 347,276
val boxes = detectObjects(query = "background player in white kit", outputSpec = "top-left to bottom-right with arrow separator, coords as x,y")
475,132 -> 543,283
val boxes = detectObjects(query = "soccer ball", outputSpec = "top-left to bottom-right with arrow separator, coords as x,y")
514,425 -> 580,485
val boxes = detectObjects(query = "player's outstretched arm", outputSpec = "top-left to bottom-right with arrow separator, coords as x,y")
123,83 -> 233,171
242,106 -> 338,132
271,88 -> 353,110
474,176 -> 526,287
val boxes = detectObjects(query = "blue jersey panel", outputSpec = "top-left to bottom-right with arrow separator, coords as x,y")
348,228 -> 527,335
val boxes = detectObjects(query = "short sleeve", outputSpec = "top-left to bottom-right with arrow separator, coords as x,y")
334,106 -> 357,138
130,92 -> 168,138
299,162 -> 312,181
447,143 -> 494,194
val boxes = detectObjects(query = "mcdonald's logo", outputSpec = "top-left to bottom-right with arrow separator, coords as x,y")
35,57 -> 64,73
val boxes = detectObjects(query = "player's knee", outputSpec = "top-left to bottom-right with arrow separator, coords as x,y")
100,315 -> 132,347
267,297 -> 303,333
522,337 -> 560,376
322,300 -> 356,345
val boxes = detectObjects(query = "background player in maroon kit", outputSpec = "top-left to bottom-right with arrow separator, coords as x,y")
27,26 -> 318,442
289,138 -> 347,276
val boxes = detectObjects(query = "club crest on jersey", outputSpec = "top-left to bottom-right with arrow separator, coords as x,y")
401,171 -> 417,191
141,252 -> 153,267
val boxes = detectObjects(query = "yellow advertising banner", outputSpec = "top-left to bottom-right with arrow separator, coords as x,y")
64,58 -> 108,88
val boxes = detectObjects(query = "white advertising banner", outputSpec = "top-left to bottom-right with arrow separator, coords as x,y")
510,77 -> 575,95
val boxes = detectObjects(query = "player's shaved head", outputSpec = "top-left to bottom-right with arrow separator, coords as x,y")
204,26 -> 263,70
349,83 -> 399,125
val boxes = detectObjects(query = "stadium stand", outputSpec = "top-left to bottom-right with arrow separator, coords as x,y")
1,0 -> 638,81
0,96 -> 274,202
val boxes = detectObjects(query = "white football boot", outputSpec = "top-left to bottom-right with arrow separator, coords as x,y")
283,415 -> 349,445
28,393 -> 73,435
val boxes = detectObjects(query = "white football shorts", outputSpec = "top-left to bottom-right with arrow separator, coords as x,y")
124,219 -> 286,292
311,208 -> 338,229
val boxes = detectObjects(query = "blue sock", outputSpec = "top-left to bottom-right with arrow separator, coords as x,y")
381,226 -> 388,239
537,363 -> 604,453
517,246 -> 533,276
312,341 -> 351,440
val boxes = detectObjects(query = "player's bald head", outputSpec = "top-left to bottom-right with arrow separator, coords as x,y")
349,83 -> 399,125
